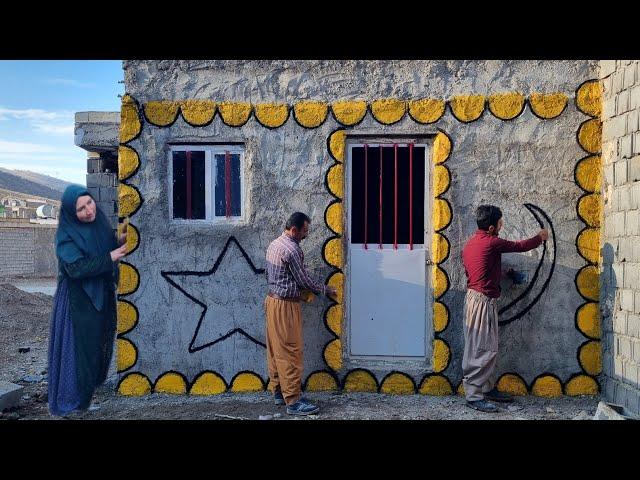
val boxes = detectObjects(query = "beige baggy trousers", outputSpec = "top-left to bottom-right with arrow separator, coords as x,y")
461,289 -> 499,402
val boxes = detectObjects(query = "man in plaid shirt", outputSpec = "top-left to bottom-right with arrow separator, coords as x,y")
265,212 -> 337,416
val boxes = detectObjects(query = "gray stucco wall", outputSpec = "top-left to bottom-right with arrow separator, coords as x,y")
0,223 -> 57,278
121,60 -> 599,392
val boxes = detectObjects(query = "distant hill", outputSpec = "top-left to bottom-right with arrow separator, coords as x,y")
6,169 -> 73,193
0,169 -> 66,201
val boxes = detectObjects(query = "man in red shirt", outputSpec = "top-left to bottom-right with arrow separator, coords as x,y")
461,205 -> 548,413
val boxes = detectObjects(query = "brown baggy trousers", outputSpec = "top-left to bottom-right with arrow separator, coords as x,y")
264,296 -> 303,405
461,289 -> 499,402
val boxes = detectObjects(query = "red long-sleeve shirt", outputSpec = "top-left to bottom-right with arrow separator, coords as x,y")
462,230 -> 542,298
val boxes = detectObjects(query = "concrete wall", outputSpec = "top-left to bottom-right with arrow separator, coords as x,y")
600,60 -> 640,415
117,60 -> 601,396
0,222 -> 57,278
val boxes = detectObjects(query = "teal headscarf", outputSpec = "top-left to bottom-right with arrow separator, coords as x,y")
56,185 -> 116,311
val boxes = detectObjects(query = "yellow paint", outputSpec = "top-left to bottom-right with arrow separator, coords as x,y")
577,193 -> 602,227
118,183 -> 141,217
120,94 -> 141,144
576,265 -> 600,301
432,339 -> 450,373
326,201 -> 343,235
343,370 -> 377,392
324,339 -> 342,371
180,100 -> 216,126
433,198 -> 452,232
575,155 -> 602,193
432,131 -> 452,165
293,101 -> 328,128
408,98 -> 445,124
419,375 -> 452,396
327,163 -> 344,199
218,102 -> 252,126
327,271 -> 344,304
190,372 -> 227,395
577,228 -> 600,264
324,237 -> 343,269
254,103 -> 289,128
118,262 -> 139,295
488,92 -> 525,120
433,302 -> 449,333
449,95 -> 485,122
370,99 -> 406,125
431,233 -> 450,265
331,100 -> 367,126
154,372 -> 187,394
531,376 -> 562,397
117,300 -> 138,334
118,146 -> 140,181
329,129 -> 346,162
576,80 -> 602,117
118,373 -> 151,396
117,338 -> 137,372
434,164 -> 451,197
432,266 -> 449,299
124,223 -> 140,254
230,372 -> 264,392
456,382 -> 465,396
380,373 -> 415,395
529,93 -> 567,119
326,304 -> 343,336
578,119 -> 602,154
579,340 -> 602,375
496,374 -> 528,396
576,302 -> 601,339
565,375 -> 599,396
306,372 -> 338,392
144,101 -> 180,126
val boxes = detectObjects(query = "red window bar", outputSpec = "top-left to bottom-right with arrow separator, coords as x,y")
379,145 -> 383,249
409,143 -> 414,250
393,143 -> 398,250
225,151 -> 232,218
364,144 -> 368,249
185,150 -> 192,219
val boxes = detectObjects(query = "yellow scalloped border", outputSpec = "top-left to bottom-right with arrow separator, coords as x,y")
118,183 -> 142,218
449,95 -> 485,122
143,100 -> 180,127
293,101 -> 328,128
576,80 -> 602,118
380,373 -> 415,394
154,372 -> 188,394
496,374 -> 528,396
531,375 -> 562,398
578,341 -> 602,375
370,99 -> 406,125
117,300 -> 138,335
565,375 -> 599,396
116,337 -> 137,372
119,94 -> 142,143
118,262 -> 139,296
190,372 -> 227,395
488,92 -> 525,120
230,372 -> 264,392
323,339 -> 342,371
578,119 -> 602,154
419,375 -> 452,395
529,93 -> 568,119
306,371 -> 339,391
575,155 -> 602,193
118,373 -> 152,396
254,103 -> 289,128
408,98 -> 445,124
180,100 -> 216,126
331,100 -> 367,126
218,102 -> 252,127
343,370 -> 377,392
118,145 -> 140,181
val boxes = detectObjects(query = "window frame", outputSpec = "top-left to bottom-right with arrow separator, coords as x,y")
168,144 -> 246,224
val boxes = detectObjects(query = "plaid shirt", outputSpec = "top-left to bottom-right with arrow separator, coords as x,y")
266,232 -> 326,298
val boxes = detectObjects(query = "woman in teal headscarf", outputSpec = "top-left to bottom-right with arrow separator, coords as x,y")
48,185 -> 127,416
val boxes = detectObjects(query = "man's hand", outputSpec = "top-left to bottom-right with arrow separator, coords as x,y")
538,229 -> 549,241
326,286 -> 338,299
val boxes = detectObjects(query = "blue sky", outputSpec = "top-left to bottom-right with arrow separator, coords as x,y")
0,61 -> 123,185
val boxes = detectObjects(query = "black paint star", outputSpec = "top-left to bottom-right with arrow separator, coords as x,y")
161,236 -> 266,353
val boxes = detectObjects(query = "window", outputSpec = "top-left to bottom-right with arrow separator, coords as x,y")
169,145 -> 244,221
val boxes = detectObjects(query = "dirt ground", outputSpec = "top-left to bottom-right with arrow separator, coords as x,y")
0,282 -> 600,421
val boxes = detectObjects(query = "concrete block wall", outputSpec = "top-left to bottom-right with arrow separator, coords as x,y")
600,59 -> 640,415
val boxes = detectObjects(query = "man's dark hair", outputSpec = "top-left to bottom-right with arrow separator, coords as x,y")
475,205 -> 502,230
286,212 -> 311,230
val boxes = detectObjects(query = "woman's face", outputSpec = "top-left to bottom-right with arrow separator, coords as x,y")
75,195 -> 96,223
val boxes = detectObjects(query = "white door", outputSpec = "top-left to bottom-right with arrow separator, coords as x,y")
347,143 -> 430,358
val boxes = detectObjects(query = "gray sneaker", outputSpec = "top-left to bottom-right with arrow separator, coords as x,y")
286,399 -> 320,416
273,388 -> 285,406
484,388 -> 513,403
466,399 -> 499,413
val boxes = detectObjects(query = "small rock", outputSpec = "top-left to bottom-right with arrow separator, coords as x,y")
21,395 -> 30,401
545,407 -> 556,414
258,414 -> 273,420
572,410 -> 591,421
18,347 -> 30,353
273,413 -> 282,418
22,374 -> 44,383
88,405 -> 100,411
507,405 -> 523,412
